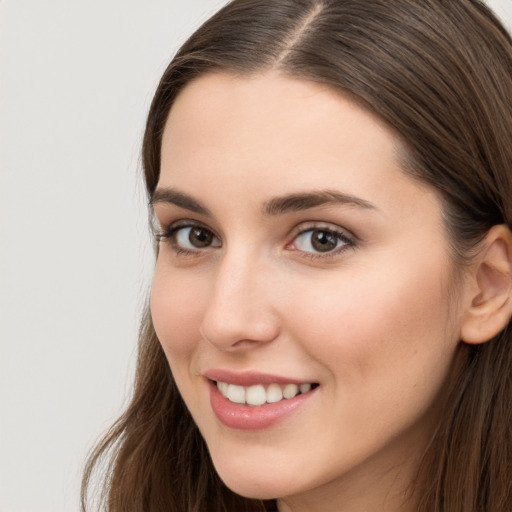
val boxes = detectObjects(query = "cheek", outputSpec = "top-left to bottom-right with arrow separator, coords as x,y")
287,257 -> 458,386
150,265 -> 206,359
280,260 -> 461,454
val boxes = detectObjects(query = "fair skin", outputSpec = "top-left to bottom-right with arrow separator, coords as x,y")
150,72 -> 473,512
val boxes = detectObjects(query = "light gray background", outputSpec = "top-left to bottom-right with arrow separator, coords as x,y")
1,1 -> 510,511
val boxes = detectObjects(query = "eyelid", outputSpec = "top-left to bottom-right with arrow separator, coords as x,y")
156,218 -> 215,237
288,221 -> 356,242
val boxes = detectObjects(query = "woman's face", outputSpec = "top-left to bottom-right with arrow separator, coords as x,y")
151,72 -> 467,511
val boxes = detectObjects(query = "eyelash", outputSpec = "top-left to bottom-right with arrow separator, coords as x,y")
288,224 -> 355,260
155,221 -> 356,260
155,221 -> 219,257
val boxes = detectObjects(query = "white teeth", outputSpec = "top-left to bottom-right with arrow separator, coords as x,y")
266,383 -> 283,403
216,380 -> 314,405
299,383 -> 311,394
283,383 -> 299,399
227,384 -> 246,404
218,381 -> 229,396
246,385 -> 266,406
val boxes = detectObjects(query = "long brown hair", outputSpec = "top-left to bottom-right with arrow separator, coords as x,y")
82,1 -> 512,511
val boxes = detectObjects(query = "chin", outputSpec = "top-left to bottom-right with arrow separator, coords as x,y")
211,458 -> 295,500
220,477 -> 283,501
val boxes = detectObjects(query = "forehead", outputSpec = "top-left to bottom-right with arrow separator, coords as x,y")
163,73 -> 395,176
159,72 -> 441,225
163,71 -> 398,155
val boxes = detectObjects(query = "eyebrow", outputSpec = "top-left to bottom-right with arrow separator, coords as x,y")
151,188 -> 211,216
150,187 -> 377,216
262,190 -> 377,215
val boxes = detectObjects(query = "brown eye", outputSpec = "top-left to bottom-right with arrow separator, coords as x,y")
310,230 -> 337,252
173,226 -> 220,251
293,227 -> 352,255
189,227 -> 214,247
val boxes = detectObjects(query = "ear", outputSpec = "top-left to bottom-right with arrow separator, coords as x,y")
461,224 -> 512,345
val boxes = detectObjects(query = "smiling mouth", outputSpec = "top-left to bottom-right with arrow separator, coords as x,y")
214,381 -> 319,406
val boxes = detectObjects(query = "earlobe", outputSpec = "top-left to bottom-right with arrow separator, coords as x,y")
461,224 -> 512,345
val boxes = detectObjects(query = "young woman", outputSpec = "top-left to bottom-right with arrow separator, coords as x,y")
82,1 -> 512,511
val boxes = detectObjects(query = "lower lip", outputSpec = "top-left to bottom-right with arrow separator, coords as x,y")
208,381 -> 316,430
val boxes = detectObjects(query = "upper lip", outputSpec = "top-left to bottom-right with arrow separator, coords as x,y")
203,369 -> 316,387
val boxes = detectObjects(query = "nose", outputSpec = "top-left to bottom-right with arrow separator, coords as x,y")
199,252 -> 281,351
